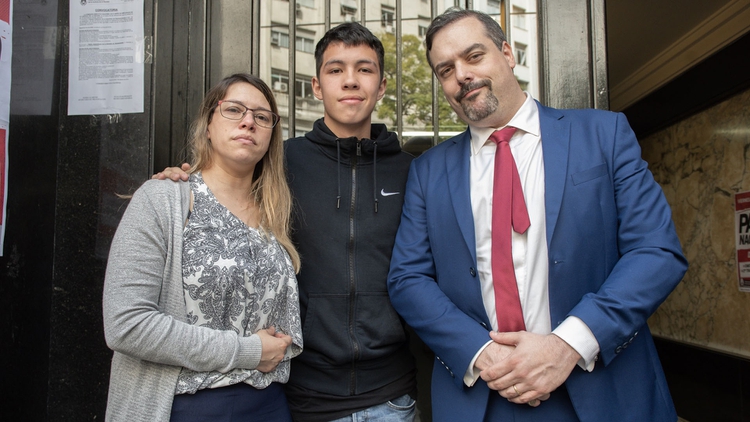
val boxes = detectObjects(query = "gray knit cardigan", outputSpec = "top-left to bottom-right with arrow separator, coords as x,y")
102,180 -> 265,422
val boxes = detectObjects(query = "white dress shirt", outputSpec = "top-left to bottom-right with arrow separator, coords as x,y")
464,94 -> 599,386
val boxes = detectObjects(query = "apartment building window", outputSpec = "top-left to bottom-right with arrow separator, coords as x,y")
296,35 -> 315,53
341,0 -> 357,15
512,7 -> 527,30
487,0 -> 501,15
271,30 -> 290,48
514,42 -> 527,66
271,69 -> 314,100
381,5 -> 394,28
271,70 -> 290,93
295,76 -> 315,99
418,25 -> 428,37
272,30 -> 313,54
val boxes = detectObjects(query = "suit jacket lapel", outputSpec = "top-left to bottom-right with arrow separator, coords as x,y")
445,131 -> 477,263
538,103 -> 570,246
444,109 -> 570,261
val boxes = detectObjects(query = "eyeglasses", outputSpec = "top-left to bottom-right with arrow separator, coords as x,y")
217,100 -> 280,128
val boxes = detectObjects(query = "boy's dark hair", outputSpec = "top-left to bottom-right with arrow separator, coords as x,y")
314,22 -> 385,79
425,7 -> 507,69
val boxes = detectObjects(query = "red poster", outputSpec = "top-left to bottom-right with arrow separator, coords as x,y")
0,0 -> 8,23
0,128 -> 4,225
735,191 -> 750,291
0,0 -> 9,255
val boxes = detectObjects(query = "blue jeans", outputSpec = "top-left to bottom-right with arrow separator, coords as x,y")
328,394 -> 417,422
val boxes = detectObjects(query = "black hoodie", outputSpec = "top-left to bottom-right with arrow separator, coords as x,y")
284,119 -> 416,420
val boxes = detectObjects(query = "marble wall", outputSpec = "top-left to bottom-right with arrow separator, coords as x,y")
645,87 -> 750,358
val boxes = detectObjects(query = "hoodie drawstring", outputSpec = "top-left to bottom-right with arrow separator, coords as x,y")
336,139 -> 341,209
373,142 -> 378,213
334,137 -> 380,213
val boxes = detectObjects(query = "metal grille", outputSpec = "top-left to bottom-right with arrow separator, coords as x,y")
243,0 -> 539,151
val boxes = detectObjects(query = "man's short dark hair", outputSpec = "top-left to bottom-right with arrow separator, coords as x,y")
314,22 -> 385,79
425,7 -> 508,69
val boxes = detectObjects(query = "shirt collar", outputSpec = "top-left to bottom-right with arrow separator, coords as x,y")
469,93 -> 541,155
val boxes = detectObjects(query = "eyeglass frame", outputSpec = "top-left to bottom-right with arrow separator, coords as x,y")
216,100 -> 280,129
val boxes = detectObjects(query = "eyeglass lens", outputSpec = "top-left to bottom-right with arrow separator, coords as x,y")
219,101 -> 278,128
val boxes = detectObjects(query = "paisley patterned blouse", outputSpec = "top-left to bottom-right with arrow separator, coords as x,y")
175,172 -> 302,394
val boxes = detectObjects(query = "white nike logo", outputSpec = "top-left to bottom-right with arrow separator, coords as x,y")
380,189 -> 400,197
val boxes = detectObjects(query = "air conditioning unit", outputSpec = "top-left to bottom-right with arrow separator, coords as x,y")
273,82 -> 288,92
385,24 -> 394,34
344,14 -> 356,22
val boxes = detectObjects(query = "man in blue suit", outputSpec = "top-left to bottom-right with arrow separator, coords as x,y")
387,8 -> 687,422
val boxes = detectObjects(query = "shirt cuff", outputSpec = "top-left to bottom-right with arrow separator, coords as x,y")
464,340 -> 494,386
552,316 -> 599,372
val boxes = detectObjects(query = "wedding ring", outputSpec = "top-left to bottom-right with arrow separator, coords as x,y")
512,384 -> 521,396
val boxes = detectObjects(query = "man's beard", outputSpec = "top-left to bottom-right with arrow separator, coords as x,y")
456,79 -> 499,122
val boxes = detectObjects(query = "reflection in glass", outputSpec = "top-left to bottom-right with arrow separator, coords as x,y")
257,0 -> 538,146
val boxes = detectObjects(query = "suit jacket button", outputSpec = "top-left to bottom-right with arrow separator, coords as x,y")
469,267 -> 476,277
615,346 -> 622,354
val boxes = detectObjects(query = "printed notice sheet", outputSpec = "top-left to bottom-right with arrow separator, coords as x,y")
68,0 -> 144,115
735,191 -> 750,292
12,0 -> 58,116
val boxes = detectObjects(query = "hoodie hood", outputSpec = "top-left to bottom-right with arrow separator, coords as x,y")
302,118 -> 406,212
305,118 -> 402,163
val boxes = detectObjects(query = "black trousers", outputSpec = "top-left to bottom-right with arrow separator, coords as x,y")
170,382 -> 293,422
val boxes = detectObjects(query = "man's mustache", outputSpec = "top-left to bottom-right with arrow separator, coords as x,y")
455,80 -> 491,102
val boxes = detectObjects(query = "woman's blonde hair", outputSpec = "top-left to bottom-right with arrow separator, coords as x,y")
187,73 -> 300,272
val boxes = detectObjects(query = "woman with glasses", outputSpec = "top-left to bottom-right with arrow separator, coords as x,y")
103,73 -> 302,422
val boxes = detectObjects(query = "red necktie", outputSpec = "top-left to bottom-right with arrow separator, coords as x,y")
490,127 -> 529,332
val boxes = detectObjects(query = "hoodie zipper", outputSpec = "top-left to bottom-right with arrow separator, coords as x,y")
347,141 -> 362,394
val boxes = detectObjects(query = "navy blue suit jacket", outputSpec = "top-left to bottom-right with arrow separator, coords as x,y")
387,103 -> 687,421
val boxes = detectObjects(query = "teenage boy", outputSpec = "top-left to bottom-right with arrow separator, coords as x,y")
155,23 -> 417,422
282,22 -> 416,422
